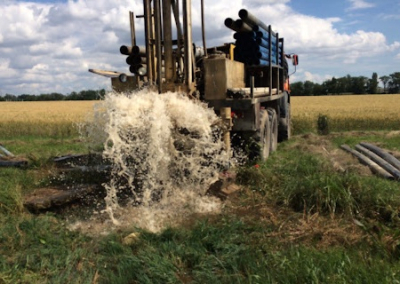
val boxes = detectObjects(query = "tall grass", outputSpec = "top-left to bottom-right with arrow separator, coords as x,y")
237,141 -> 400,222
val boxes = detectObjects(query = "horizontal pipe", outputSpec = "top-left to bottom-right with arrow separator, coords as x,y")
340,145 -> 394,179
236,40 -> 279,51
359,142 -> 400,171
131,45 -> 146,56
234,19 -> 253,32
224,18 -> 238,32
228,87 -> 278,98
238,9 -> 269,32
129,64 -> 147,76
355,144 -> 400,180
253,59 -> 277,65
126,55 -> 147,65
0,145 -> 14,157
233,31 -> 256,40
255,37 -> 270,48
0,160 -> 28,168
120,45 -> 132,55
253,24 -> 277,38
255,29 -> 275,39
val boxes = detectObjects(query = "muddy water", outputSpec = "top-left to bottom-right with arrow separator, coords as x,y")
72,90 -> 229,234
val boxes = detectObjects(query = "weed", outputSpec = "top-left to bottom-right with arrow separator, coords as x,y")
317,114 -> 330,135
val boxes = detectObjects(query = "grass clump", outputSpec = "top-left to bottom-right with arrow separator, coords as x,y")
317,114 -> 330,135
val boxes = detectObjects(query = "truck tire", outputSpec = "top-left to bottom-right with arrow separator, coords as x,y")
278,102 -> 291,142
268,108 -> 278,152
251,109 -> 271,161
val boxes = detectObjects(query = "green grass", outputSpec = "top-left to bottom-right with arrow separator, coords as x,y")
2,214 -> 400,284
2,121 -> 400,283
0,121 -> 79,138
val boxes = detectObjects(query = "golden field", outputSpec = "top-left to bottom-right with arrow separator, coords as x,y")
0,100 -> 97,137
0,100 -> 95,123
0,94 -> 399,137
291,94 -> 400,133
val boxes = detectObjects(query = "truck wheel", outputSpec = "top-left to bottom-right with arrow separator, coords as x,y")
268,108 -> 278,152
251,109 -> 271,161
279,102 -> 291,141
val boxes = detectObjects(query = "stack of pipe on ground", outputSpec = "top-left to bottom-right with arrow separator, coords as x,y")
341,142 -> 400,180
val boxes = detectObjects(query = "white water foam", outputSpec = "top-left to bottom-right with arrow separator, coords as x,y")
73,89 -> 229,233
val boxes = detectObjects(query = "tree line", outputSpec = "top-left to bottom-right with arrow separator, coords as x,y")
290,72 -> 400,96
0,89 -> 106,101
2,71 -> 400,100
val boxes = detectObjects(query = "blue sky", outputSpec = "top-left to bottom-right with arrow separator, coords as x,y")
0,0 -> 399,95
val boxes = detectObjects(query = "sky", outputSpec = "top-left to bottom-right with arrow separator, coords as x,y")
0,0 -> 399,95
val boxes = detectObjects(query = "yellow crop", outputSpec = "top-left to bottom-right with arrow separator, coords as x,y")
292,94 -> 400,133
0,101 -> 96,137
0,101 -> 95,123
1,94 -> 399,137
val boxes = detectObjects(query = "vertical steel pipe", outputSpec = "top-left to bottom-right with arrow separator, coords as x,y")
129,11 -> 136,47
201,0 -> 207,57
183,0 -> 193,90
143,0 -> 153,83
268,25 -> 272,96
154,0 -> 162,88
162,0 -> 174,83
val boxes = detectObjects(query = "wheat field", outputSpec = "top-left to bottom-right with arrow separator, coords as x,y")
1,94 -> 399,137
0,101 -> 96,137
291,94 -> 400,133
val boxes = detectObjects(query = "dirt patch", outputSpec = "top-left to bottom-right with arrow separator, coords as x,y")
386,131 -> 400,138
290,133 -> 373,176
24,185 -> 99,212
224,188 -> 365,249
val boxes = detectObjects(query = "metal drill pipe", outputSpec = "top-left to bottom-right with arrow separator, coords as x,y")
234,19 -> 253,32
162,0 -> 174,83
120,45 -> 133,55
201,0 -> 207,57
131,45 -> 146,56
129,11 -> 136,47
224,18 -> 238,32
239,9 -> 270,32
154,0 -> 163,88
183,0 -> 193,90
143,0 -> 153,83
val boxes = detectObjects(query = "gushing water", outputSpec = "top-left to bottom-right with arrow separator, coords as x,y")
75,89 -> 229,233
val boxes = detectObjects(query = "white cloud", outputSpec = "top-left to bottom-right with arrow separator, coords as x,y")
303,71 -> 331,84
0,0 -> 398,95
347,0 -> 375,11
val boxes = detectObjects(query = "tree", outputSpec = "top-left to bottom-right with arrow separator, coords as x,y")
388,72 -> 400,94
313,83 -> 325,96
290,81 -> 304,96
351,76 -> 368,94
379,75 -> 390,94
303,81 -> 314,96
325,77 -> 339,95
4,94 -> 17,101
369,72 -> 379,94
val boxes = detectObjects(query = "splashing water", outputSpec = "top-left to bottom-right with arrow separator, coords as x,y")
76,89 -> 229,232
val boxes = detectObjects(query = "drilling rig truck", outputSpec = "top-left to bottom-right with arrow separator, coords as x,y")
90,0 -> 298,161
